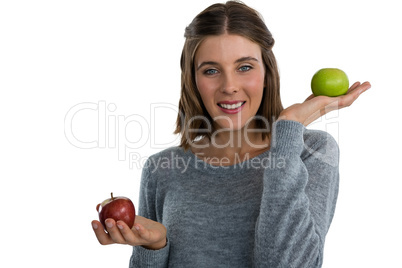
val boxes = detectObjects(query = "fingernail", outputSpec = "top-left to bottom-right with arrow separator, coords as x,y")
106,220 -> 113,228
92,222 -> 98,230
117,223 -> 123,230
134,225 -> 140,231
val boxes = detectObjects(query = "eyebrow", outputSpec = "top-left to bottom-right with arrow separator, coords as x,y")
196,56 -> 259,70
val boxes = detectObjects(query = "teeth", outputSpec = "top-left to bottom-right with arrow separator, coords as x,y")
219,102 -> 245,109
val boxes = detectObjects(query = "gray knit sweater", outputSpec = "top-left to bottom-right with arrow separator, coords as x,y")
130,120 -> 339,267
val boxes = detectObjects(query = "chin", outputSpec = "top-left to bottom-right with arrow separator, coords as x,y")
213,120 -> 248,132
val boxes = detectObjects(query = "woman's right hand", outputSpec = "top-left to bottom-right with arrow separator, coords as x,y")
92,215 -> 167,250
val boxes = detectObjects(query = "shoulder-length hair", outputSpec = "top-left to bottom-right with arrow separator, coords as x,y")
175,1 -> 283,150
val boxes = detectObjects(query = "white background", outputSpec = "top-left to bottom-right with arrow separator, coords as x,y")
1,0 -> 401,267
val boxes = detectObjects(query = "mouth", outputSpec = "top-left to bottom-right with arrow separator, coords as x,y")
217,101 -> 246,114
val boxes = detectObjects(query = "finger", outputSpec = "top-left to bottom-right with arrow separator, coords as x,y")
338,81 -> 371,108
104,218 -> 126,244
133,216 -> 161,241
133,223 -> 150,241
304,93 -> 315,102
306,81 -> 370,122
92,220 -> 114,245
134,223 -> 167,250
305,80 -> 360,103
357,81 -> 371,95
115,220 -> 139,246
347,81 -> 361,94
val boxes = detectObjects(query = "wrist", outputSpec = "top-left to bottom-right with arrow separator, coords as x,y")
270,120 -> 305,156
143,238 -> 167,250
277,112 -> 302,125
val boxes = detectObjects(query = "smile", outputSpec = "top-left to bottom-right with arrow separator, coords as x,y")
217,101 -> 246,114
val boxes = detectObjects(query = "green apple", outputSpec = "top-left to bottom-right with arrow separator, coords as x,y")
311,68 -> 349,97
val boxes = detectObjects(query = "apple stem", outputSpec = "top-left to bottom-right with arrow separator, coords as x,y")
111,192 -> 114,201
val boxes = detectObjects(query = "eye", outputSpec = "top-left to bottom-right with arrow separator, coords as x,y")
238,65 -> 252,72
204,69 -> 219,75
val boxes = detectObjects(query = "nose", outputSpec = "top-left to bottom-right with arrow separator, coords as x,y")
221,73 -> 239,94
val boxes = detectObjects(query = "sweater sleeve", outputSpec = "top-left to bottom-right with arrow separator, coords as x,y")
129,160 -> 170,268
253,120 -> 339,268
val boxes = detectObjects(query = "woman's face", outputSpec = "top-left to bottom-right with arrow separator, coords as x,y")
194,34 -> 265,131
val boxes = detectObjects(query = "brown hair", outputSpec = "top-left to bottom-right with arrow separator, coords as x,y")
175,1 -> 283,149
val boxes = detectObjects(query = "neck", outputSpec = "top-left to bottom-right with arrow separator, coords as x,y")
191,123 -> 270,166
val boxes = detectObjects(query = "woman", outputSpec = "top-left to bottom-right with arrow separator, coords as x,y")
92,1 -> 371,267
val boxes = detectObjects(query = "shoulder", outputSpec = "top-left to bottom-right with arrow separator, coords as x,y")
301,128 -> 339,167
144,146 -> 186,167
141,146 -> 188,178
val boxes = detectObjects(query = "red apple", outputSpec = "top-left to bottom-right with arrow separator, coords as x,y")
96,192 -> 135,230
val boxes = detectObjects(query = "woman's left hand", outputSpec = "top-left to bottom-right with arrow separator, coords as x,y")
278,81 -> 371,126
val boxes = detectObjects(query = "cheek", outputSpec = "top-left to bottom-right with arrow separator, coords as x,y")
195,77 -> 207,96
196,76 -> 218,102
244,72 -> 265,98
